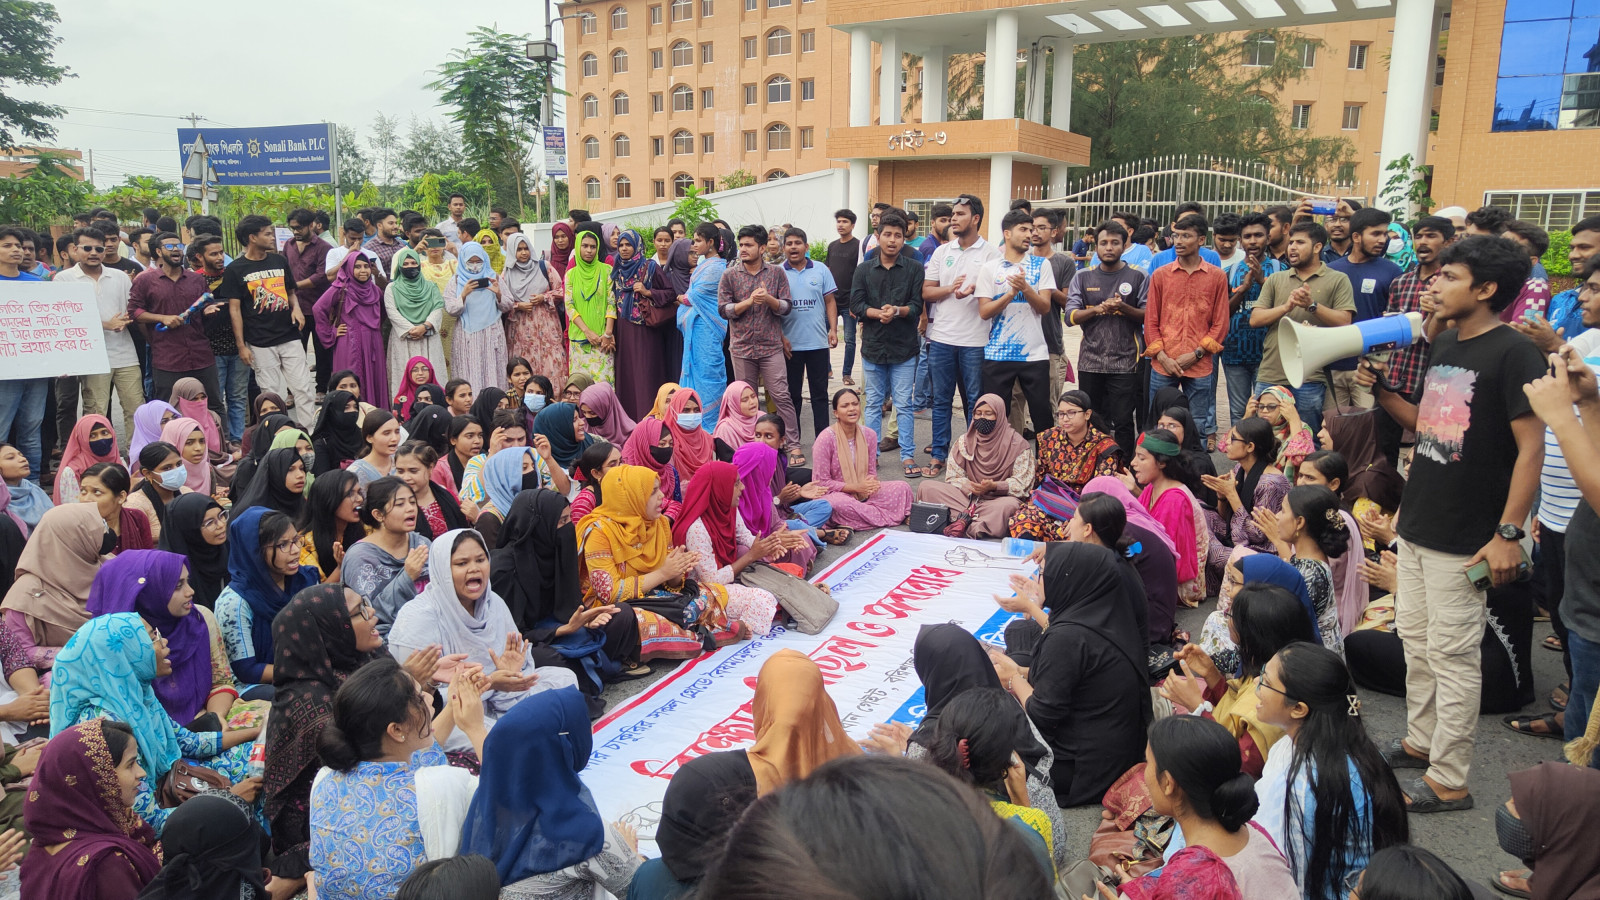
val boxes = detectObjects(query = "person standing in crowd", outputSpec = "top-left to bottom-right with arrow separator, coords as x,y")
447,240 -> 513,394
1357,236 -> 1545,813
365,208 -> 405,278
1265,205 -> 1295,265
564,230 -> 617,384
284,208 -> 334,394
128,231 -> 221,425
384,249 -> 448,390
315,253 -> 390,410
55,227 -> 144,442
1144,214 -> 1229,450
436,192 -> 467,249
826,209 -> 862,386
222,215 -> 314,429
780,227 -> 837,446
1537,216 -> 1599,344
853,211 -> 925,478
612,229 -> 675,420
720,225 -> 802,466
188,234 -> 247,443
1250,222 -> 1356,438
1150,202 -> 1225,271
1211,212 -> 1245,275
1326,208 -> 1403,409
2,228 -> 57,483
1384,215 -> 1456,400
1222,212 -> 1284,430
1066,221 -> 1147,455
680,225 -> 731,428
975,209 -> 1058,437
923,195 -> 1001,478
918,202 -> 953,262
1029,208 -> 1076,410
501,232 -> 566,386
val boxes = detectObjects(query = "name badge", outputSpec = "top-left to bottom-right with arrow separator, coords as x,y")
1361,278 -> 1377,294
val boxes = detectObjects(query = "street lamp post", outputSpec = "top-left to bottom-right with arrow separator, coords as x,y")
526,8 -> 584,224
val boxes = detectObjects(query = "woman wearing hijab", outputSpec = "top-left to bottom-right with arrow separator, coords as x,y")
549,222 -> 575,276
230,448 -> 308,520
49,613 -> 263,834
54,414 -> 122,504
621,419 -> 684,520
407,404 -> 452,457
386,250 -> 448,392
812,388 -> 913,529
572,383 -> 633,451
502,231 -> 568,386
679,227 -> 731,429
387,529 -> 578,754
613,229 -> 669,419
664,388 -> 715,482
129,399 -> 180,466
470,384 -> 511,435
626,754 -> 756,900
475,227 -> 506,271
563,372 -> 595,404
314,253 -> 390,410
213,507 -> 319,690
565,229 -> 617,384
447,241 -> 514,401
459,688 -> 640,899
240,394 -> 285,457
992,542 -> 1151,806
231,412 -> 292,502
328,370 -> 381,419
1494,762 -> 1600,900
19,719 -> 162,900
136,793 -> 268,900
468,446 -> 535,549
411,383 -> 448,418
0,503 -> 104,695
730,442 -> 821,569
168,377 -> 223,460
160,493 -> 230,609
576,466 -> 743,661
649,382 -> 679,420
1242,386 -> 1316,480
532,401 -> 595,471
916,394 -> 1033,539
311,391 -> 365,475
391,356 -> 442,422
1323,409 -> 1404,513
160,416 -> 215,498
712,380 -> 760,459
747,650 -> 862,793
670,461 -> 789,638
86,549 -> 240,728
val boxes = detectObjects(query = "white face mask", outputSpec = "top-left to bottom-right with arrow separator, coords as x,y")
1386,237 -> 1404,257
157,467 -> 188,490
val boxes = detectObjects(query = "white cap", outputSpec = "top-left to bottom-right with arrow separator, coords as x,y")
1434,206 -> 1469,226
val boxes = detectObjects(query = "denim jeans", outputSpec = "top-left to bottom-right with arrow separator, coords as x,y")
1566,631 -> 1600,747
787,498 -> 834,548
927,341 -> 985,462
0,378 -> 50,482
1254,380 -> 1326,439
863,356 -> 917,461
840,309 -> 857,379
1149,367 -> 1218,439
215,354 -> 250,441
1222,362 -> 1258,428
912,337 -> 931,411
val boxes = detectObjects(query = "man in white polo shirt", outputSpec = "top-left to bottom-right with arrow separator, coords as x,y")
921,193 -> 1001,477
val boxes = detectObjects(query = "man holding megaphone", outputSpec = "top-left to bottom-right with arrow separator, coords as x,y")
1248,221 -> 1356,436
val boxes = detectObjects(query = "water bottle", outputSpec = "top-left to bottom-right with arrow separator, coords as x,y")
1000,537 -> 1037,558
247,734 -> 267,779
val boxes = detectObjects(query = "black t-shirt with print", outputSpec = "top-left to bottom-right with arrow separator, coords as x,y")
1396,323 -> 1546,555
216,253 -> 297,348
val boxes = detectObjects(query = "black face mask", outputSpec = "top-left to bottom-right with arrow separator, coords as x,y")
650,445 -> 674,464
973,418 -> 997,435
584,415 -> 604,428
401,267 -> 421,281
1495,804 -> 1534,862
100,528 -> 118,556
89,437 -> 115,456
522,470 -> 543,492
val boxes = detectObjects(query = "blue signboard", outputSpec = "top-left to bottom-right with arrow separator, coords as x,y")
177,124 -> 336,185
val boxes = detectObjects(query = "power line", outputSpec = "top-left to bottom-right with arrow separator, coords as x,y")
59,106 -> 231,126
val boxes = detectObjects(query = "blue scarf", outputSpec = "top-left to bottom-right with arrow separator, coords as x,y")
4,477 -> 52,529
227,506 -> 318,663
680,257 -> 730,430
1237,554 -> 1322,647
49,613 -> 185,779
455,242 -> 501,334
531,402 -> 594,469
483,447 -> 531,519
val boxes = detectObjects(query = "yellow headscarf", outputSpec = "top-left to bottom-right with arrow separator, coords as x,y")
649,383 -> 680,420
576,465 -> 671,572
474,228 -> 504,272
746,650 -> 863,795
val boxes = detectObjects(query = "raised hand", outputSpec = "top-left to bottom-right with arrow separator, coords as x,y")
402,645 -> 442,685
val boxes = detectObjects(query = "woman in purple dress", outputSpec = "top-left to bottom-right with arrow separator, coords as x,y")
314,253 -> 389,408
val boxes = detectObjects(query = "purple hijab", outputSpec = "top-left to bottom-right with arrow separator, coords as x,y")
732,442 -> 779,537
0,480 -> 28,538
579,382 -> 637,447
86,549 -> 215,724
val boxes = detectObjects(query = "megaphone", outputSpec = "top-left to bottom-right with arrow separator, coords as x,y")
1279,312 -> 1424,388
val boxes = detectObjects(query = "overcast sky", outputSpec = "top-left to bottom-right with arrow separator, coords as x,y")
20,1 -> 562,187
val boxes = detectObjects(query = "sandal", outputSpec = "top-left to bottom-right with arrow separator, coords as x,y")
842,376 -> 854,386
817,527 -> 853,546
1402,776 -> 1474,813
903,461 -> 923,478
1491,869 -> 1533,899
1380,737 -> 1429,770
1503,712 -> 1565,739
788,450 -> 807,467
923,459 -> 945,478
1544,634 -> 1565,652
1553,681 -> 1569,711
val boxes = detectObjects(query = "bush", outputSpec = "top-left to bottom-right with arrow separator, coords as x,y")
1545,229 -> 1572,279
809,240 -> 827,262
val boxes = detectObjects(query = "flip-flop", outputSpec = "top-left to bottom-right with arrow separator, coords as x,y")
1502,712 -> 1565,739
923,459 -> 945,478
903,461 -> 923,478
1403,776 -> 1473,813
1380,737 -> 1429,770
788,451 -> 807,467
1491,870 -> 1533,899
1553,681 -> 1570,711
1544,634 -> 1565,652
818,527 -> 853,546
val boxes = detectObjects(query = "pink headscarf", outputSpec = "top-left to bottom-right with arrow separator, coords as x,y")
578,382 -> 636,447
169,378 -> 220,455
1329,509 -> 1367,637
732,441 -> 779,537
159,417 -> 211,493
713,381 -> 759,448
55,414 -> 121,505
392,355 -> 438,419
1083,475 -> 1178,557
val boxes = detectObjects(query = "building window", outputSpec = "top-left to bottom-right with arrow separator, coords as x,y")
801,78 -> 814,100
611,6 -> 628,29
654,179 -> 667,199
1336,163 -> 1357,186
672,41 -> 693,66
613,91 -> 631,115
671,0 -> 692,20
743,83 -> 757,105
743,38 -> 756,59
800,126 -> 813,149
1494,3 -> 1600,132
673,130 -> 694,154
701,42 -> 714,63
743,130 -> 756,152
1341,104 -> 1362,130
585,177 -> 600,201
701,87 -> 714,108
580,12 -> 597,34
1348,42 -> 1368,70
673,85 -> 694,111
800,30 -> 815,53
1291,103 -> 1311,129
612,49 -> 629,73
1484,190 -> 1600,229
581,53 -> 598,77
1299,42 -> 1316,68
651,49 -> 663,69
1242,33 -> 1275,67
766,123 -> 791,150
769,0 -> 791,7
651,92 -> 664,113
613,134 -> 631,157
766,169 -> 790,180
675,174 -> 694,197
702,178 -> 716,192
767,75 -> 791,103
649,4 -> 663,24
652,136 -> 664,156
583,136 -> 600,159
744,0 -> 756,10
702,133 -> 715,153
615,176 -> 632,199
767,28 -> 791,56
701,0 -> 713,15
582,94 -> 599,118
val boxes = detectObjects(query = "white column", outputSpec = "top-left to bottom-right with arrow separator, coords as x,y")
1024,46 -> 1047,123
850,28 -> 873,128
923,46 -> 947,124
1378,0 -> 1438,186
1050,41 -> 1074,131
984,11 -> 1019,120
988,154 -> 1014,243
879,30 -> 901,127
849,160 -> 871,237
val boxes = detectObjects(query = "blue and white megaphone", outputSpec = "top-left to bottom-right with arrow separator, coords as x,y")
1279,312 -> 1425,388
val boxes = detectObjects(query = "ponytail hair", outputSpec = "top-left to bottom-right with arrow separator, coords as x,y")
1287,484 -> 1351,558
318,657 -> 432,772
1146,716 -> 1258,832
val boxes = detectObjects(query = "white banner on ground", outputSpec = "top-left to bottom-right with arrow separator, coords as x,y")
0,281 -> 110,379
587,530 -> 1038,852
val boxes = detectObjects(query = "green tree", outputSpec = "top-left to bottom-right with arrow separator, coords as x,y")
368,113 -> 402,200
670,186 -> 718,229
0,2 -> 71,149
334,123 -> 373,191
719,169 -> 756,191
398,116 -> 458,181
93,176 -> 184,222
0,152 -> 92,230
429,26 -> 554,217
400,171 -> 492,219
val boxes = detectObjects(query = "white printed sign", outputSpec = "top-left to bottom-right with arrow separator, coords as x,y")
585,530 -> 1036,852
0,281 -> 110,379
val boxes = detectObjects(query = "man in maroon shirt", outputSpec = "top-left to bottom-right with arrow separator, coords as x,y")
719,224 -> 800,461
284,208 -> 332,393
129,230 -> 223,419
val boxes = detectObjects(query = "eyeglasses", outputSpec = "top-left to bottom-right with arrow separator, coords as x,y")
159,243 -> 183,251
201,511 -> 228,530
349,600 -> 376,621
1256,403 -> 1281,413
79,245 -> 105,254
1057,407 -> 1087,419
272,536 -> 300,555
1258,676 -> 1289,699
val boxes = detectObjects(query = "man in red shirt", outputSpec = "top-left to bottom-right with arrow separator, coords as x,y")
1143,214 -> 1231,448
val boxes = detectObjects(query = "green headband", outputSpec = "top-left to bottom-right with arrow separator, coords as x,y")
1138,434 -> 1182,457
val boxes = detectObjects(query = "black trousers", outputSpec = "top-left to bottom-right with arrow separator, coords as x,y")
1079,370 -> 1141,457
786,348 -> 831,438
982,360 -> 1052,435
301,318 -> 335,394
1544,527 -> 1573,680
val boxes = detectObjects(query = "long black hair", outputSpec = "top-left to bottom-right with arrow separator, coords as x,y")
1354,845 -> 1473,900
318,657 -> 433,771
1231,416 -> 1278,513
1232,584 -> 1317,679
1076,492 -> 1133,556
1275,642 -> 1408,898
923,688 -> 1021,795
299,469 -> 365,576
575,441 -> 615,501
1146,716 -> 1258,832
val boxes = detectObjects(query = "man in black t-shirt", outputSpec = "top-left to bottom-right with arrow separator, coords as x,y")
1358,235 -> 1545,813
220,214 -> 315,429
826,209 -> 862,384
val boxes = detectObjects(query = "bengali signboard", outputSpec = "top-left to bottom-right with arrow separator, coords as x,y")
177,124 -> 336,185
543,129 -> 567,178
0,281 -> 110,379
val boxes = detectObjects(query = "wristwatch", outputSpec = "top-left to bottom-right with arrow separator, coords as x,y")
1496,523 -> 1526,541
1306,301 -> 1319,313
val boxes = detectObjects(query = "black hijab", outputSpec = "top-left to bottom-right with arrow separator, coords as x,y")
415,482 -> 471,540
656,751 -> 758,883
311,391 -> 364,474
407,404 -> 451,456
1155,401 -> 1216,508
135,793 -> 266,900
470,386 -> 509,436
908,624 -> 1047,772
230,413 -> 292,504
490,489 -> 580,640
408,384 -> 447,419
231,448 -> 306,520
1325,407 -> 1405,511
1039,543 -> 1149,705
159,494 -> 230,609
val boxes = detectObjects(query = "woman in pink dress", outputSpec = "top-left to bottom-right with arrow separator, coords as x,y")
810,389 -> 911,530
501,232 -> 567,385
313,253 -> 388,409
1128,427 -> 1207,605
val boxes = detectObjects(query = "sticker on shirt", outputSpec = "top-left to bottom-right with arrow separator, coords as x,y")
1118,282 -> 1132,297
244,269 -> 291,314
1361,278 -> 1377,294
1414,364 -> 1475,465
